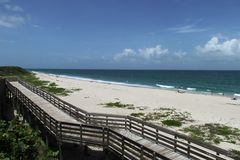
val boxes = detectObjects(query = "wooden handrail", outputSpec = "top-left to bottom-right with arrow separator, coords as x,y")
8,79 -> 238,159
5,80 -> 167,159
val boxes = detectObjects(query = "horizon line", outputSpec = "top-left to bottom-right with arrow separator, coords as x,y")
27,68 -> 240,71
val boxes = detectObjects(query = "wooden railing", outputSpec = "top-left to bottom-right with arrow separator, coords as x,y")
6,80 -> 166,160
7,79 -> 238,160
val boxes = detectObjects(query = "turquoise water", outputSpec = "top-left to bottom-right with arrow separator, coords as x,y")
30,69 -> 240,96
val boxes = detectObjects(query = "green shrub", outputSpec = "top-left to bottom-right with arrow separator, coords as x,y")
103,101 -> 134,109
0,117 -> 58,160
183,123 -> 240,144
130,112 -> 145,117
231,149 -> 240,156
161,119 -> 182,127
130,108 -> 193,127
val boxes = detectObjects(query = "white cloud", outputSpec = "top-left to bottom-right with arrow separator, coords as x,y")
169,24 -> 208,33
0,2 -> 28,28
114,48 -> 136,61
174,51 -> 187,59
0,15 -> 25,28
196,37 -> 240,56
5,4 -> 24,12
114,45 -> 168,62
138,45 -> 168,59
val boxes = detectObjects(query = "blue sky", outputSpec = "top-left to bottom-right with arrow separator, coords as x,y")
0,0 -> 240,69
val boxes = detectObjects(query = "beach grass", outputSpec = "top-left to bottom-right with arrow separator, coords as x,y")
161,119 -> 182,127
231,149 -> 240,156
71,88 -> 82,91
130,112 -> 145,117
0,66 -> 71,96
183,123 -> 240,144
102,101 -> 135,109
130,108 -> 193,127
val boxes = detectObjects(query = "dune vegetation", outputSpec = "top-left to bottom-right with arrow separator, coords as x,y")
0,117 -> 58,160
0,66 -> 71,96
130,108 -> 193,127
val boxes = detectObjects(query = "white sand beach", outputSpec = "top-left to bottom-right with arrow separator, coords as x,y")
34,72 -> 240,128
34,72 -> 240,150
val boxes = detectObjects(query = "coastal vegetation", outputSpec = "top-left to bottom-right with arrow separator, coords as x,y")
183,123 -> 240,145
0,66 -> 71,96
231,149 -> 240,156
0,117 -> 58,160
130,108 -> 193,127
71,88 -> 82,92
101,101 -> 135,109
2,67 -> 239,157
130,108 -> 240,156
130,112 -> 145,117
161,119 -> 182,127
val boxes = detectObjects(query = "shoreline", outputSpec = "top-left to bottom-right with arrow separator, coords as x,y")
33,71 -> 240,126
33,71 -> 240,150
32,71 -> 233,98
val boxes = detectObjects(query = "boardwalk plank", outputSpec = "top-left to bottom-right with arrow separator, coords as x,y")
115,129 -> 189,159
10,82 -> 79,124
9,81 -> 191,160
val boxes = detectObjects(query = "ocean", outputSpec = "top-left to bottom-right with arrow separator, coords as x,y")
30,69 -> 240,96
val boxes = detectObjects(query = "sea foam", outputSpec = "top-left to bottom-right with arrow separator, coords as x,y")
33,71 -> 152,89
156,84 -> 175,89
187,87 -> 196,91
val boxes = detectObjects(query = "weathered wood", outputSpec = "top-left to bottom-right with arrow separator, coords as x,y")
10,82 -> 78,124
5,79 -> 238,160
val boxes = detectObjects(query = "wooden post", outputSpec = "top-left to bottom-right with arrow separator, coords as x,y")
59,122 -> 62,141
22,104 -> 27,123
121,136 -> 124,159
187,141 -> 191,158
129,119 -> 132,132
43,112 -> 46,125
107,128 -> 109,146
86,114 -> 89,124
12,96 -> 15,110
106,116 -> 108,126
102,127 -> 105,146
58,122 -> 63,160
216,152 -> 220,160
124,117 -> 127,129
140,146 -> 143,159
33,116 -> 39,131
80,124 -> 83,145
16,99 -> 20,114
69,105 -> 72,116
174,135 -> 177,152
58,142 -> 63,160
142,123 -> 144,137
49,118 -> 52,132
153,152 -> 156,160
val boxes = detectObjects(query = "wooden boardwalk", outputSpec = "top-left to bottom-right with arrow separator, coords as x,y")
10,82 -> 78,124
114,129 -> 187,160
5,79 -> 238,160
